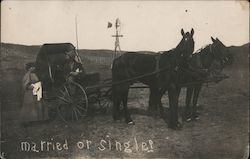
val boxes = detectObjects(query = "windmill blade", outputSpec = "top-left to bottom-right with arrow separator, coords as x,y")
107,22 -> 112,28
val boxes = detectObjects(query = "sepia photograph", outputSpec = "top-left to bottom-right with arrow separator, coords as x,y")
1,0 -> 249,158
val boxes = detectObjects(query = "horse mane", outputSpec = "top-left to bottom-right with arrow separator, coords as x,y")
159,36 -> 186,55
193,44 -> 211,56
189,43 -> 216,69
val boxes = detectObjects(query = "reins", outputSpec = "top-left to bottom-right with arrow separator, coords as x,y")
86,43 -> 229,90
85,65 -> 228,90
87,44 -> 227,90
85,58 -> 215,90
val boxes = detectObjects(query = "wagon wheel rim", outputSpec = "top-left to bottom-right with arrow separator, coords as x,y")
57,81 -> 88,122
99,97 -> 112,108
98,88 -> 112,113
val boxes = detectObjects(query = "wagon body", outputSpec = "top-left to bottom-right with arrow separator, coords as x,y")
35,43 -> 76,87
35,43 -> 106,122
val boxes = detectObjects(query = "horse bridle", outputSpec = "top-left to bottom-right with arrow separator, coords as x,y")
210,43 -> 229,67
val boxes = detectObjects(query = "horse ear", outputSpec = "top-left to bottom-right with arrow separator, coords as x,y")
211,36 -> 216,43
181,29 -> 185,36
216,38 -> 224,46
191,28 -> 194,36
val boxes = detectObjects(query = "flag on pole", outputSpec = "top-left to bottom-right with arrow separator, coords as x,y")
107,22 -> 112,28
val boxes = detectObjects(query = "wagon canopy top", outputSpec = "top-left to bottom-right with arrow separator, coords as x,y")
35,43 -> 80,84
39,43 -> 76,56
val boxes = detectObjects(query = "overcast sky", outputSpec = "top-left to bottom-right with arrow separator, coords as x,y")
1,0 -> 249,52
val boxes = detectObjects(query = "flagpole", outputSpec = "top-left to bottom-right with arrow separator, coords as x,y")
75,15 -> 79,50
75,15 -> 82,64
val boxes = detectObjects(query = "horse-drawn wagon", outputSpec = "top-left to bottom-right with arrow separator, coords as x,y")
35,43 -> 112,122
34,35 -> 232,128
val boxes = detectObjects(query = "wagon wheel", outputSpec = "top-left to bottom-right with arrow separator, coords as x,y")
57,81 -> 88,122
98,88 -> 112,113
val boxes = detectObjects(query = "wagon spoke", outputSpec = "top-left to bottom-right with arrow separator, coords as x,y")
71,110 -> 74,121
104,101 -> 111,107
58,90 -> 66,98
59,90 -> 65,96
72,96 -> 83,103
58,95 -> 71,103
69,85 -> 77,96
75,107 -> 85,117
76,103 -> 86,111
73,108 -> 79,121
75,102 -> 87,109
57,105 -> 68,123
59,90 -> 71,101
76,104 -> 87,112
64,85 -> 71,97
77,98 -> 88,105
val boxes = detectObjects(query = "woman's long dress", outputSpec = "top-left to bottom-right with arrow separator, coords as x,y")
20,70 -> 49,123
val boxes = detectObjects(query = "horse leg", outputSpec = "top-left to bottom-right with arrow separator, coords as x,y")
122,86 -> 134,124
185,86 -> 194,122
148,87 -> 157,110
176,87 -> 181,118
192,84 -> 202,120
168,84 -> 181,130
158,88 -> 167,118
113,99 -> 121,121
148,87 -> 158,117
112,86 -> 122,121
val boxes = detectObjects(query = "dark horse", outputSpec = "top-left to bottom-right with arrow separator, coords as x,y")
112,28 -> 195,129
181,37 -> 233,121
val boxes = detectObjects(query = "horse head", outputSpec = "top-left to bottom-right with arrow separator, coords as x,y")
158,28 -> 195,88
209,37 -> 233,78
211,37 -> 233,65
178,28 -> 195,59
170,28 -> 195,69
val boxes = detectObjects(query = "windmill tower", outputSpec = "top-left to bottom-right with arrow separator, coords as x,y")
109,18 -> 123,63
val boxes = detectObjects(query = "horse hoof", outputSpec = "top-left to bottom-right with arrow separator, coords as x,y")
127,121 -> 135,125
168,126 -> 182,130
114,120 -> 121,123
113,118 -> 122,122
192,114 -> 200,121
168,123 -> 182,130
186,118 -> 192,122
194,116 -> 200,121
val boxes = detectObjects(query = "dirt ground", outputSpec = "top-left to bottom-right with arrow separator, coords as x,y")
1,44 -> 249,159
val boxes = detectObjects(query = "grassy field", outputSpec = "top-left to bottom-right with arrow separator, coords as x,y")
1,43 -> 249,158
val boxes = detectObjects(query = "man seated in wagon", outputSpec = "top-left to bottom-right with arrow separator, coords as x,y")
64,48 -> 85,82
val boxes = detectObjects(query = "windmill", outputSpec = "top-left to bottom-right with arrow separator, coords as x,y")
108,18 -> 123,64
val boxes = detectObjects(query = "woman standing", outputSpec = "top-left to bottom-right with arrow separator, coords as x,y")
20,62 -> 49,126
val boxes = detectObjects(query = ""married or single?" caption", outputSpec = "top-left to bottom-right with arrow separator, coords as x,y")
20,137 -> 154,153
